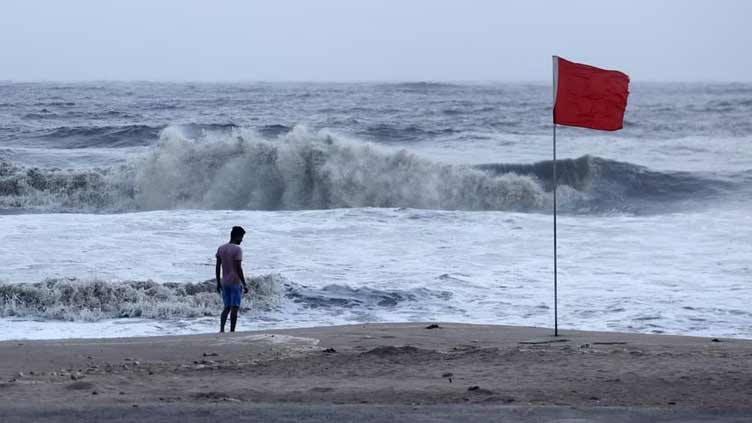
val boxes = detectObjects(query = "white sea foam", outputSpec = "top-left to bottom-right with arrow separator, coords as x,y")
0,207 -> 750,340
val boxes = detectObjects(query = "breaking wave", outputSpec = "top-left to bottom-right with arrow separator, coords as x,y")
0,126 -> 548,212
479,156 -> 744,213
0,125 -> 744,214
0,276 -> 449,321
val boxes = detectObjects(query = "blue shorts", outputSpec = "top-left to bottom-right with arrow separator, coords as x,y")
221,285 -> 243,308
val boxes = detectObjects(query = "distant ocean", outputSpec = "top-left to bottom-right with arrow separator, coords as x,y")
1,81 -> 750,340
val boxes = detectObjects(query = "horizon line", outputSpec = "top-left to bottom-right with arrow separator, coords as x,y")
1,78 -> 751,85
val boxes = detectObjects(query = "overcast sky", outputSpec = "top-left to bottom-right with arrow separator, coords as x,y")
1,0 -> 750,82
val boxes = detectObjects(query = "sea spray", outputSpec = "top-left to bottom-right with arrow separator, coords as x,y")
0,126 -> 548,212
133,126 -> 548,211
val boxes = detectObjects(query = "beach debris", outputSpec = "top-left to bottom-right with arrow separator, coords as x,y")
203,352 -> 218,357
441,372 -> 453,378
323,348 -> 337,353
468,385 -> 480,391
16,372 -> 24,379
579,343 -> 591,349
70,372 -> 84,381
592,341 -> 627,345
425,324 -> 441,329
711,338 -> 721,342
91,391 -> 98,395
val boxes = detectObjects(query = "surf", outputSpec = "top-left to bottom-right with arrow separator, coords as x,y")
0,125 -> 746,214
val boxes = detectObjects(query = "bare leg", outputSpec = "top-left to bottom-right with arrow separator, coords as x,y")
230,307 -> 239,332
220,307 -> 230,333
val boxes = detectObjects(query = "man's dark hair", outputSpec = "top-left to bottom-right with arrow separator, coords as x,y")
231,226 -> 246,238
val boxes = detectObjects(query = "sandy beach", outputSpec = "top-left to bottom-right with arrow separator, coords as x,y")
1,323 -> 750,421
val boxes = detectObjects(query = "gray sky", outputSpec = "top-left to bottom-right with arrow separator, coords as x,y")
1,0 -> 750,82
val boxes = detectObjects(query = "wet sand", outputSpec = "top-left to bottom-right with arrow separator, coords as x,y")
0,323 -> 750,421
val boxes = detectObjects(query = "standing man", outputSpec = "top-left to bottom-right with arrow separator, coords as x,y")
215,226 -> 249,333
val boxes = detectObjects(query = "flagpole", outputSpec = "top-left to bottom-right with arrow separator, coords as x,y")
549,56 -> 630,338
552,55 -> 559,337
553,122 -> 558,337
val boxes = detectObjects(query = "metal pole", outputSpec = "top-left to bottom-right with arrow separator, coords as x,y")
553,123 -> 558,337
551,55 -> 559,337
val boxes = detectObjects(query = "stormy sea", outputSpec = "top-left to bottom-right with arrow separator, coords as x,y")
1,81 -> 750,340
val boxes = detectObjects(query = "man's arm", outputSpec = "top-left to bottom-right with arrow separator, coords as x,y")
215,257 -> 222,293
234,260 -> 248,294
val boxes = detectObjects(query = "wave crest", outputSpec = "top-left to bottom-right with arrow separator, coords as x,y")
0,276 -> 449,321
2,125 -> 741,214
1,126 -> 548,212
0,275 -> 282,321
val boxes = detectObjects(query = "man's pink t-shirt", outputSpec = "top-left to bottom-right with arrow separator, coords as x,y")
216,243 -> 243,286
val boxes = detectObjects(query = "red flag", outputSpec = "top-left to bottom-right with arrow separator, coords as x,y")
553,56 -> 630,131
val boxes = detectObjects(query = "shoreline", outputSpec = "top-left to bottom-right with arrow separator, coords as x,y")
1,322 -> 751,418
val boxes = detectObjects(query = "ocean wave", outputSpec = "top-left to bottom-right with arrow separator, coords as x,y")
0,276 -> 282,321
32,101 -> 76,107
478,156 -> 742,213
29,125 -> 162,148
378,81 -> 461,91
287,283 -> 452,309
17,123 -> 246,149
0,125 -> 744,214
22,110 -> 141,121
0,126 -> 548,212
0,276 -> 447,321
360,123 -> 460,142
257,124 -> 293,138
